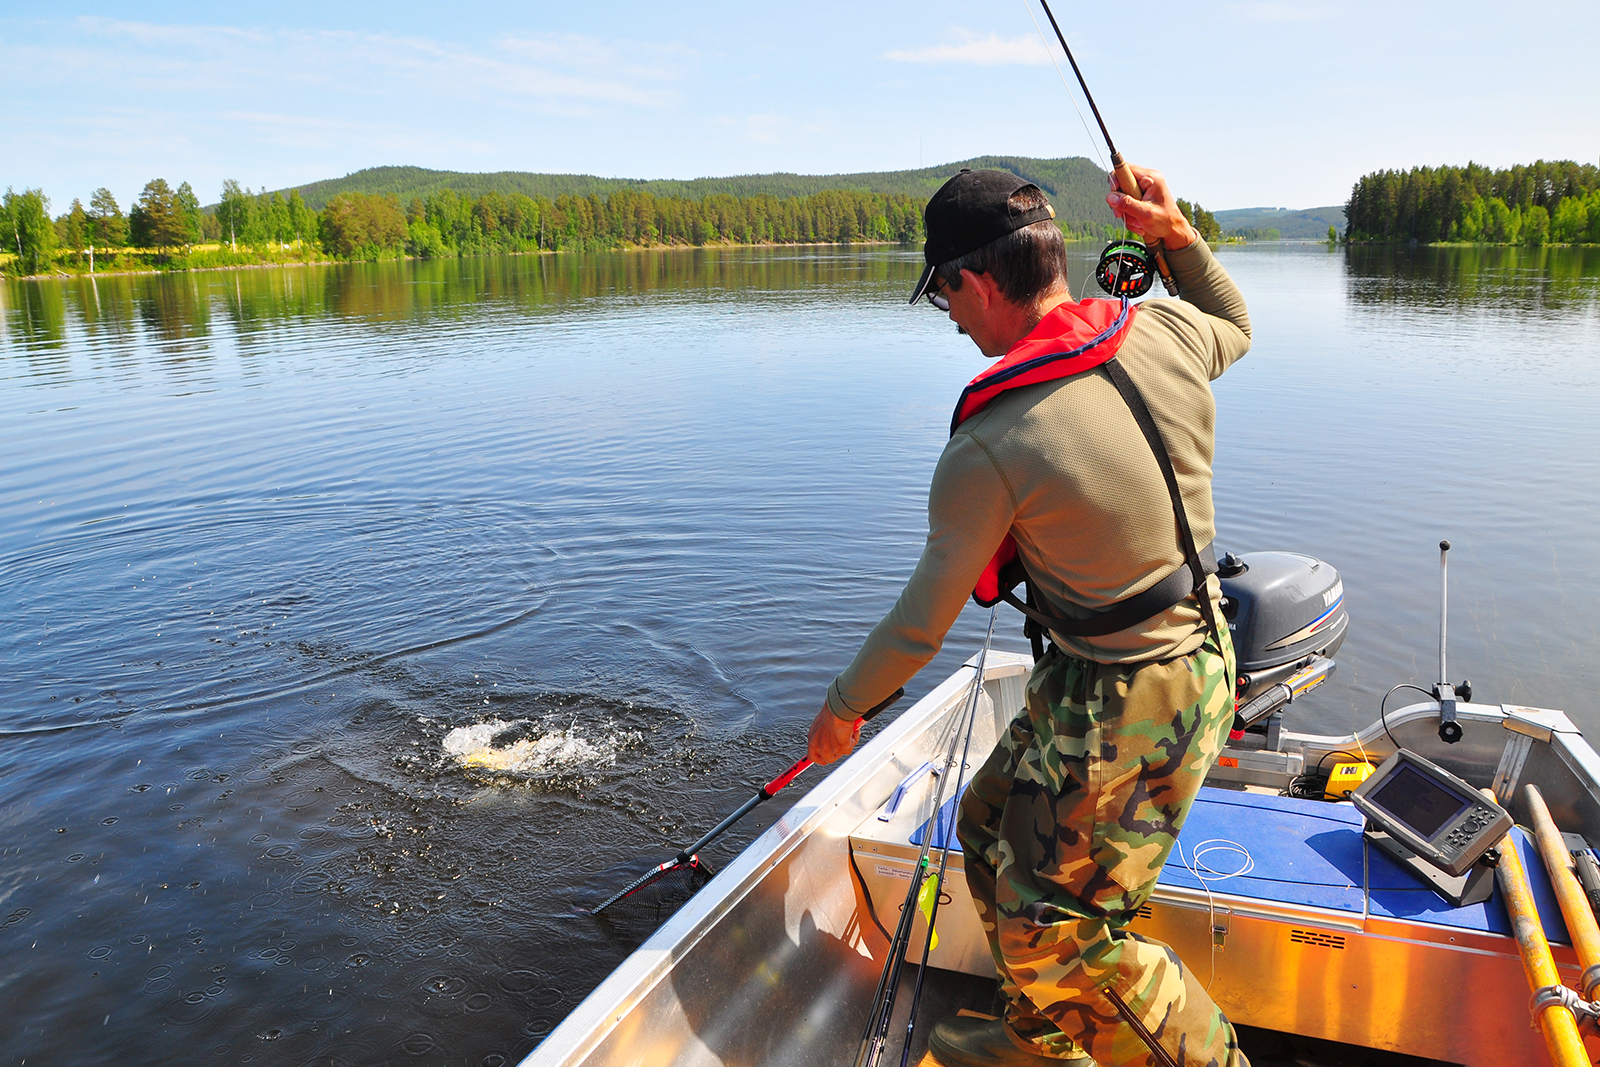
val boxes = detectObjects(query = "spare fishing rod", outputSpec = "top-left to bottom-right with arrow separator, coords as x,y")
896,613 -> 993,1067
1036,0 -> 1180,299
591,686 -> 904,916
854,608 -> 997,1067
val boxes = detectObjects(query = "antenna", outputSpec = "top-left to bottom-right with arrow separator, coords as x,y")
1439,540 -> 1449,686
1435,540 -> 1462,744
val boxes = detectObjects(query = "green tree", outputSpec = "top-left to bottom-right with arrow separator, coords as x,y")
319,192 -> 407,258
3,187 -> 58,274
58,199 -> 89,256
1327,224 -> 1338,243
86,188 -> 128,248
1485,197 -> 1517,243
217,179 -> 252,251
129,179 -> 187,253
1176,198 -> 1221,242
175,182 -> 205,245
1523,204 -> 1550,246
1551,197 -> 1588,243
264,192 -> 290,249
286,191 -> 316,250
405,218 -> 448,258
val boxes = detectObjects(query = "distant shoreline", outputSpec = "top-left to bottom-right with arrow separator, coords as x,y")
2,240 -> 920,281
3,234 -> 1309,283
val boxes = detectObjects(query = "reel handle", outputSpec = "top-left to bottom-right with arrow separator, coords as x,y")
1110,151 -> 1181,297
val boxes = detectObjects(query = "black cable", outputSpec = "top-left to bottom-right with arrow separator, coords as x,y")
1315,750 -> 1363,775
848,845 -> 894,943
1379,684 -> 1437,751
1284,752 -> 1367,802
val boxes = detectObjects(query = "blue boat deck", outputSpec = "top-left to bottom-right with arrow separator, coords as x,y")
912,785 -> 1571,943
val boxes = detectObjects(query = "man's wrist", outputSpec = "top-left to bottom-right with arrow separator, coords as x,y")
1162,218 -> 1199,251
825,684 -> 859,721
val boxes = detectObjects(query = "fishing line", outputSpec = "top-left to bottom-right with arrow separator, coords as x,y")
1022,0 -> 1106,172
1031,0 -> 1179,298
855,607 -> 997,1067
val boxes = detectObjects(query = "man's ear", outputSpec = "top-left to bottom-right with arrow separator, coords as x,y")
961,268 -> 999,310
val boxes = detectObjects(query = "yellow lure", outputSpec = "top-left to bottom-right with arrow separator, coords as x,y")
917,870 -> 940,950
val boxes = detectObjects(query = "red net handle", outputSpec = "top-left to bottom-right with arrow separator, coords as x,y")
759,687 -> 904,799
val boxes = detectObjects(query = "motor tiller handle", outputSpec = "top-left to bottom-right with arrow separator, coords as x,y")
758,687 -> 906,798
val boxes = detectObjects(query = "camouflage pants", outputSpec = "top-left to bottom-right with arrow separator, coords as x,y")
956,632 -> 1246,1067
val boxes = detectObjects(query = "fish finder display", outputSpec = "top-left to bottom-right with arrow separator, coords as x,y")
1367,764 -> 1470,840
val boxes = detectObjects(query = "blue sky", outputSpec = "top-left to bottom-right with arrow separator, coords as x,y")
5,0 -> 1597,214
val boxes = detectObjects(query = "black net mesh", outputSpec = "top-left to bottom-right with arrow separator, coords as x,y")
591,855 -> 715,917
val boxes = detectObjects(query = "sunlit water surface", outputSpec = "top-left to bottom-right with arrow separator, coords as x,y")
2,243 -> 1599,1064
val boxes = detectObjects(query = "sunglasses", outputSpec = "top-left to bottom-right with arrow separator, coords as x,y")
924,276 -> 950,312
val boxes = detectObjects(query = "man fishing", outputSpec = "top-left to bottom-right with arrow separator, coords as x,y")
808,164 -> 1251,1067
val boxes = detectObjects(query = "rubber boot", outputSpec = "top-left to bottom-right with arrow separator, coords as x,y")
928,1016 -> 1096,1067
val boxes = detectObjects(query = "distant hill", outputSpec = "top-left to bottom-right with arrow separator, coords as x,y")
1214,205 -> 1346,240
277,157 -> 1117,229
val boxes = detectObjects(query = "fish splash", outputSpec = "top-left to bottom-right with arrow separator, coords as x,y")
441,718 -> 622,775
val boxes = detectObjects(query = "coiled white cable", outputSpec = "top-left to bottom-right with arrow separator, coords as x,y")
1175,838 -> 1255,990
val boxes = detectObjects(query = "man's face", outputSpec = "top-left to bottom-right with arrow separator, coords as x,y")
938,269 -> 1007,358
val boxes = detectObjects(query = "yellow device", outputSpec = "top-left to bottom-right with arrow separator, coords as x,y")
1326,761 -> 1374,799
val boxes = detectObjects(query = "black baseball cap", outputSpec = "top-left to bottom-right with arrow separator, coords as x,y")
909,169 -> 1056,304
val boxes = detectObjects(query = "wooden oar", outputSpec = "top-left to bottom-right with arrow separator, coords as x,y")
1524,784 -> 1600,998
1483,788 -> 1589,1066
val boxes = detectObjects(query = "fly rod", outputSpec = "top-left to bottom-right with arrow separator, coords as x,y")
1037,0 -> 1180,296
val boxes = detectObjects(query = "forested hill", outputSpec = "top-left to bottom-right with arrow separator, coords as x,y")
1214,206 -> 1345,240
283,156 -> 1116,229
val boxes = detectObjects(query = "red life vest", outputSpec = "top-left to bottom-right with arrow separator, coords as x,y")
952,299 -> 1139,606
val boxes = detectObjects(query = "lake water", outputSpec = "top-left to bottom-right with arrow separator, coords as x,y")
3,242 -> 1599,1064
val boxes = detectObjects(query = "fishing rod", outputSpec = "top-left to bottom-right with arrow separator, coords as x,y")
895,613 -> 993,1067
854,608 -> 997,1067
1036,0 -> 1180,299
591,686 -> 904,916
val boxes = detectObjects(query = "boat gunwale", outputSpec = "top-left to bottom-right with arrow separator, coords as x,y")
523,651 -> 1035,1067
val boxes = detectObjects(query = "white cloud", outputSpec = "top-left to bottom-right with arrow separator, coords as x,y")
884,31 -> 1052,66
64,18 -> 684,111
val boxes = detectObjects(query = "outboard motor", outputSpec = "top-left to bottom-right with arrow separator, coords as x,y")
1218,551 -> 1348,731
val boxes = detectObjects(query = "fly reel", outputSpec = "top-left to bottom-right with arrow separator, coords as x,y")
1095,239 -> 1156,298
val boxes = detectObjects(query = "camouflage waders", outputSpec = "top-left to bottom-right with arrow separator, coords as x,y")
956,630 -> 1246,1067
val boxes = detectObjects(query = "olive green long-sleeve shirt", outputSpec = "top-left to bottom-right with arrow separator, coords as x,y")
827,238 -> 1251,720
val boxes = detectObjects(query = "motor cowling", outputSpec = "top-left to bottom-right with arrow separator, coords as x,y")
1218,551 -> 1348,706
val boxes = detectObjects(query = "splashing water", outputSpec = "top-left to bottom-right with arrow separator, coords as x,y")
441,718 -> 621,775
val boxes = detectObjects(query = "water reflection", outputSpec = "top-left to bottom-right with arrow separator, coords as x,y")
1345,243 -> 1600,311
1,248 -> 931,368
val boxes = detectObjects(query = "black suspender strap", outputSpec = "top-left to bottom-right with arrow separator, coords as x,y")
1098,357 -> 1222,644
994,354 -> 1223,645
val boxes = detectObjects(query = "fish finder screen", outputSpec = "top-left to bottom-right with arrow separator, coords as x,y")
1370,764 -> 1470,840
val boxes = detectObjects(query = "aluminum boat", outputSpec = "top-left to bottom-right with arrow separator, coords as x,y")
525,553 -> 1600,1067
